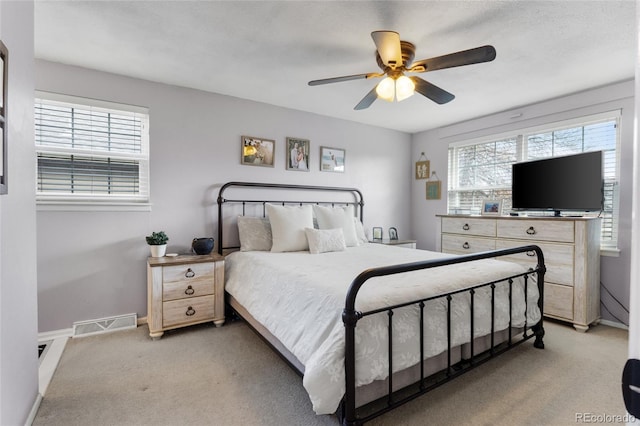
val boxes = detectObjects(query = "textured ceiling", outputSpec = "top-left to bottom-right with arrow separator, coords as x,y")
34,1 -> 636,134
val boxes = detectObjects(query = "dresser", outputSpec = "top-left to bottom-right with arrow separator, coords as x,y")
438,215 -> 601,331
147,253 -> 225,339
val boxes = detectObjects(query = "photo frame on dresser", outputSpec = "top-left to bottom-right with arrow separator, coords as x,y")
481,199 -> 502,216
0,40 -> 8,195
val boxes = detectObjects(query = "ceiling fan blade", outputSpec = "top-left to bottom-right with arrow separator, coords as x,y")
410,45 -> 496,73
354,87 -> 378,110
410,77 -> 455,104
371,30 -> 402,69
308,72 -> 382,86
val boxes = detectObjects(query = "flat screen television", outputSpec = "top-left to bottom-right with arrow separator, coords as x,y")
511,151 -> 603,217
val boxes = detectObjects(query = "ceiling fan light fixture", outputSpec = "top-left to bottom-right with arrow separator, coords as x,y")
395,75 -> 415,102
376,76 -> 395,102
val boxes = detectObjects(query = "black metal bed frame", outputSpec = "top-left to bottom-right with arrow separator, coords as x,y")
217,181 -> 545,426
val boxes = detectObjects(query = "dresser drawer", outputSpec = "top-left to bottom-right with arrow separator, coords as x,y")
163,262 -> 215,283
163,278 -> 215,302
442,234 -> 496,254
441,217 -> 496,237
544,282 -> 573,320
162,295 -> 215,328
495,240 -> 574,286
497,220 -> 574,243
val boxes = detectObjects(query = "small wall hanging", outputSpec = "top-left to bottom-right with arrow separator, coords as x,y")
415,152 -> 430,180
426,171 -> 441,200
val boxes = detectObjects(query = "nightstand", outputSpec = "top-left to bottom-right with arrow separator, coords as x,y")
147,253 -> 225,339
369,239 -> 417,249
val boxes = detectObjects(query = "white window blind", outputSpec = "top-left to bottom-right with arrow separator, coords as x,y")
448,112 -> 621,248
35,94 -> 150,206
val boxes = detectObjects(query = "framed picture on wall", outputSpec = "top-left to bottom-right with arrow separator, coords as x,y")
241,135 -> 275,167
320,146 -> 345,172
286,137 -> 310,171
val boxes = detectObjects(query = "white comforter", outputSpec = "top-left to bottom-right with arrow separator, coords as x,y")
224,244 -> 540,414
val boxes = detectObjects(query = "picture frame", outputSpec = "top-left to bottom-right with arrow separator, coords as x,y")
241,135 -> 275,167
372,227 -> 383,240
320,146 -> 345,172
286,137 -> 310,171
0,40 -> 8,195
389,227 -> 398,240
426,180 -> 441,200
481,199 -> 503,216
415,160 -> 430,179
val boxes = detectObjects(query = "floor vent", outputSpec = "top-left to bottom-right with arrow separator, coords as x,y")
73,313 -> 137,337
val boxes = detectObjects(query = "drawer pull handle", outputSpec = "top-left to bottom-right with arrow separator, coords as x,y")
526,226 -> 536,235
462,242 -> 470,249
462,224 -> 470,231
185,285 -> 195,295
185,268 -> 196,278
526,251 -> 535,257
185,306 -> 196,316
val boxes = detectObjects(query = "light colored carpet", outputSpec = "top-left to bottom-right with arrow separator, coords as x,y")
33,319 -> 628,426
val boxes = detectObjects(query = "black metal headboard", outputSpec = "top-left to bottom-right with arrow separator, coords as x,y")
216,181 -> 364,255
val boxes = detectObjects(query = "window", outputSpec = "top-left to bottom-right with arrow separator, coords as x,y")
35,93 -> 150,208
448,112 -> 620,248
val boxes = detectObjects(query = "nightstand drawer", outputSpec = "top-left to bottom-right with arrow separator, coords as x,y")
163,279 -> 215,301
163,295 -> 215,328
442,234 -> 496,254
163,263 -> 214,283
442,217 -> 496,237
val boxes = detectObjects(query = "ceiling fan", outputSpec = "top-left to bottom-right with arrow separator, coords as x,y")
308,30 -> 496,110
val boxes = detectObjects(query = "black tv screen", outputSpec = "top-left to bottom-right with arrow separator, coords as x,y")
511,151 -> 603,215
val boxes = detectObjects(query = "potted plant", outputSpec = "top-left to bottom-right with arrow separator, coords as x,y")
146,231 -> 169,257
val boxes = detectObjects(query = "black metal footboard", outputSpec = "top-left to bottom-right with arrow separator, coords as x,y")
339,246 -> 546,426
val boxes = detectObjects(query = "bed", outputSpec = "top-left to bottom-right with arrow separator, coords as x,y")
217,181 -> 545,425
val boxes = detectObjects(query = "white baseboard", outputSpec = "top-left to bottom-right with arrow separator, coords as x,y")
25,393 -> 42,426
599,319 -> 629,330
38,328 -> 72,342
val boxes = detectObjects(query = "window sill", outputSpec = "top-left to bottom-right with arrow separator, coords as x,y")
37,201 -> 152,212
601,247 -> 621,257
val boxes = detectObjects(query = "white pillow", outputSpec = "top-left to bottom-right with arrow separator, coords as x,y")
237,216 -> 272,251
353,217 -> 368,244
305,228 -> 346,254
313,205 -> 359,247
266,204 -> 314,252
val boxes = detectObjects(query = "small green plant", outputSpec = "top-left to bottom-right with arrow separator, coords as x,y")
146,231 -> 169,245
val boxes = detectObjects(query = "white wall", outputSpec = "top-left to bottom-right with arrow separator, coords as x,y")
35,60 -> 412,332
0,1 -> 39,424
411,80 -> 635,326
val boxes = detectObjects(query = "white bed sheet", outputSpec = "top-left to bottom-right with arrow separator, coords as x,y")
224,243 -> 541,414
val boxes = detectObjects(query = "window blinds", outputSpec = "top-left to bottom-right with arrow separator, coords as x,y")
35,96 -> 149,203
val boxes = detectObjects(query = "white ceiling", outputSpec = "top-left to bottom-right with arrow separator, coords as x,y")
34,1 -> 636,134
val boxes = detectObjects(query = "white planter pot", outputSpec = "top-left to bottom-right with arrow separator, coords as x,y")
149,244 -> 167,257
